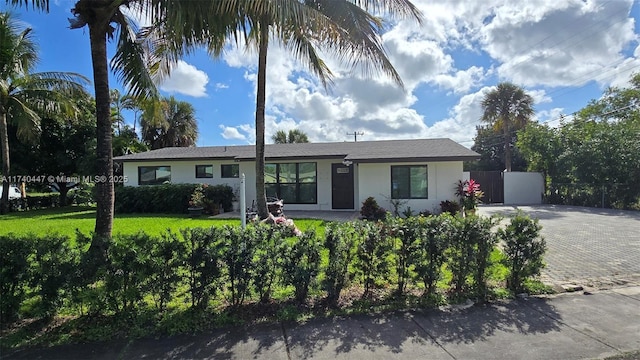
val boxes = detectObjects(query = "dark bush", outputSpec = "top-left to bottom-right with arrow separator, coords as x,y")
360,196 -> 387,221
0,234 -> 33,321
30,235 -> 79,316
115,184 -> 233,214
439,200 -> 461,216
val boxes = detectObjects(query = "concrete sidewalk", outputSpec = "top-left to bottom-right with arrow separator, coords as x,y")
4,286 -> 639,360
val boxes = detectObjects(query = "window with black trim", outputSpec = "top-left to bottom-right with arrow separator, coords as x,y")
138,166 -> 171,185
221,164 -> 239,178
195,165 -> 213,178
265,162 -> 316,204
391,165 -> 427,199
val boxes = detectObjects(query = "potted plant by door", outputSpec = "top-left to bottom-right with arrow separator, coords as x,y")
188,184 -> 205,217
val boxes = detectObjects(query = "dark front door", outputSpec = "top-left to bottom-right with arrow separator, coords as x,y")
332,163 -> 354,209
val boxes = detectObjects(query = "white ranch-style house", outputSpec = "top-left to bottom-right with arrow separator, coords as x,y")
114,138 -> 480,213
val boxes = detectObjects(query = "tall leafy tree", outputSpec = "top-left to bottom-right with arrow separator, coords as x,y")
480,82 -> 534,172
140,96 -> 198,149
272,129 -> 309,144
467,125 -> 527,171
0,12 -> 89,214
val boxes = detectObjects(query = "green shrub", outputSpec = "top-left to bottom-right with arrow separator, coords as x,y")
221,226 -> 254,307
499,212 -> 546,293
115,184 -> 234,214
468,216 -> 499,300
410,215 -> 448,296
104,233 -> 156,313
183,227 -> 224,309
323,222 -> 358,305
387,217 -> 420,295
282,229 -> 322,303
353,221 -> 392,296
0,234 -> 33,321
251,224 -> 285,303
148,232 -> 186,311
30,235 -> 79,316
445,215 -> 475,295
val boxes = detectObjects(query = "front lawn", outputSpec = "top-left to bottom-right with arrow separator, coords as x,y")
0,206 -> 325,237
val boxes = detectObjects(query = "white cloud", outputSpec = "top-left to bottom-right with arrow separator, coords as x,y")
216,0 -> 639,148
215,83 -> 229,90
219,125 -> 246,141
159,60 -> 209,97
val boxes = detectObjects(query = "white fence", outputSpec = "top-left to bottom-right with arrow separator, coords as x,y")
463,171 -> 544,205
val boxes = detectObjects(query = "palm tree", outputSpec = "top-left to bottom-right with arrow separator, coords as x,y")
0,12 -> 89,214
480,82 -> 534,172
272,129 -> 309,144
245,0 -> 422,219
140,96 -> 198,149
109,89 -> 136,135
7,0 -> 165,244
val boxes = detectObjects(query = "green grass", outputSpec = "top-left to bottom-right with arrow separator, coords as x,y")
0,206 -> 327,237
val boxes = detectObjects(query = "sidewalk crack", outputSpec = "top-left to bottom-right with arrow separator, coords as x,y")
410,313 -> 457,360
280,322 -> 292,360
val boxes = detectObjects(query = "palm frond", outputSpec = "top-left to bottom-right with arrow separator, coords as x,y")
110,9 -> 159,100
350,0 -> 423,23
4,0 -> 50,12
5,95 -> 40,142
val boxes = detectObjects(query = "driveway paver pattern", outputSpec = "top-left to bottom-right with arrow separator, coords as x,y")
478,205 -> 640,289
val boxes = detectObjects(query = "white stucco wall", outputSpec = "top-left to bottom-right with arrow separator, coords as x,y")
357,161 -> 463,214
122,159 -> 340,211
504,172 -> 544,205
123,159 -> 465,212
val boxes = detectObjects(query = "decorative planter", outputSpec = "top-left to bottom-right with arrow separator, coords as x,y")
188,206 -> 204,217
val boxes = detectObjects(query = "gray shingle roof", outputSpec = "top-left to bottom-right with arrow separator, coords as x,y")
114,138 -> 479,163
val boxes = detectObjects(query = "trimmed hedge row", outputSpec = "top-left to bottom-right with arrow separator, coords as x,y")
114,184 -> 234,214
0,213 -> 546,322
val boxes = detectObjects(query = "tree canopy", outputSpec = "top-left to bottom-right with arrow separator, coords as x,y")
480,82 -> 534,172
517,73 -> 640,209
272,129 -> 310,144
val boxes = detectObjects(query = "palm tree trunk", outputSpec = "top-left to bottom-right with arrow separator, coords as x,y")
0,111 -> 10,214
255,20 -> 269,219
89,20 -> 114,248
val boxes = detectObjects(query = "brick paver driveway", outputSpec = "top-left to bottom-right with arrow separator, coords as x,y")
478,205 -> 640,289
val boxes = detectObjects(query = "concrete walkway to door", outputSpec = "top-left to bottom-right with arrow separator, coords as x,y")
478,204 -> 640,290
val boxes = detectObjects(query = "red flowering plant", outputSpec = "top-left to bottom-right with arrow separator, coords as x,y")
455,179 -> 484,211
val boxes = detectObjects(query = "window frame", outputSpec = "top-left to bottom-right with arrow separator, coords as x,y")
265,162 -> 317,204
195,164 -> 213,179
221,164 -> 240,178
390,165 -> 428,199
138,166 -> 172,186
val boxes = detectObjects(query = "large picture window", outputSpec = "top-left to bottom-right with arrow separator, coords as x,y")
265,162 -> 316,204
138,166 -> 171,185
195,165 -> 213,178
221,164 -> 239,178
391,165 -> 427,199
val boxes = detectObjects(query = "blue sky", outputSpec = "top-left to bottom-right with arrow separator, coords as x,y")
5,0 -> 640,148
